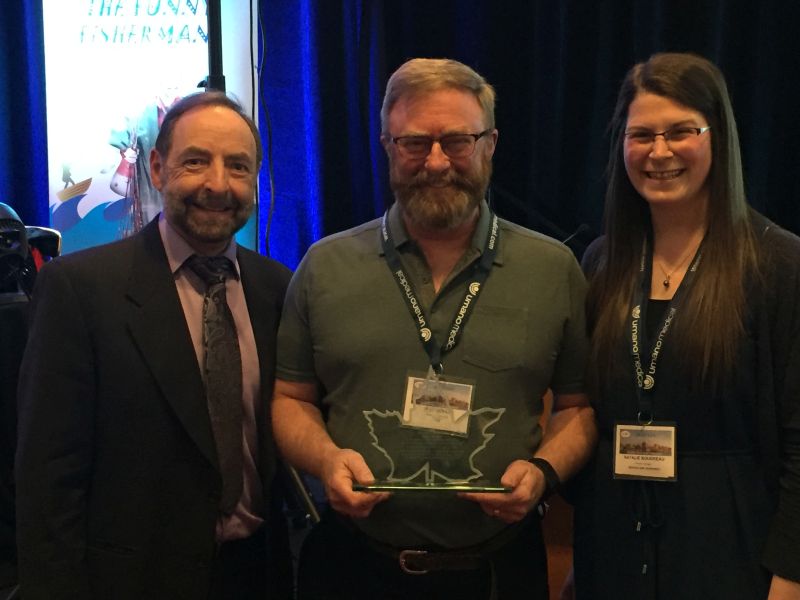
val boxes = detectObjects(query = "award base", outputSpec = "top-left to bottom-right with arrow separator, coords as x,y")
353,481 -> 511,493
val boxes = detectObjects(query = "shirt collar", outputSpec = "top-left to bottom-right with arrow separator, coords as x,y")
158,213 -> 240,276
385,201 -> 410,249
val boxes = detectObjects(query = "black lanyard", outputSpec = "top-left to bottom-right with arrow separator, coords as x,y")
380,210 -> 499,374
629,238 -> 704,423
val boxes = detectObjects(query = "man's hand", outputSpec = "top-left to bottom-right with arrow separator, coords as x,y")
273,379 -> 391,519
321,448 -> 390,518
459,459 -> 546,523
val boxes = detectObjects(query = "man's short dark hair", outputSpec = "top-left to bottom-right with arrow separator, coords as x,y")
154,91 -> 263,165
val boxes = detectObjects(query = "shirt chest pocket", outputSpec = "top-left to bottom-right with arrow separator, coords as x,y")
461,305 -> 528,372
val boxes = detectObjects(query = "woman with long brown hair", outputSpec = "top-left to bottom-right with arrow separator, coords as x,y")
572,53 -> 800,599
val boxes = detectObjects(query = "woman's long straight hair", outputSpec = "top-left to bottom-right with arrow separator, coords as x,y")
587,53 -> 759,394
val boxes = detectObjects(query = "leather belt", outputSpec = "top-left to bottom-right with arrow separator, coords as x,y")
397,548 -> 485,575
347,512 -> 537,576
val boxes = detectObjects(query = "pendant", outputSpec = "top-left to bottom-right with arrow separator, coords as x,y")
662,277 -> 670,288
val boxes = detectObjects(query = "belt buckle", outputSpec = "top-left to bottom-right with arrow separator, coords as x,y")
398,549 -> 428,575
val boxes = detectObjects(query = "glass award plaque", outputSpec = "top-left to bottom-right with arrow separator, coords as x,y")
354,373 -> 509,492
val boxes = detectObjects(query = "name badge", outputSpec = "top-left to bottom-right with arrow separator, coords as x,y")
401,370 -> 476,437
613,421 -> 677,481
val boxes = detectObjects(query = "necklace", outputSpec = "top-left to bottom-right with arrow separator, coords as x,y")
656,244 -> 699,288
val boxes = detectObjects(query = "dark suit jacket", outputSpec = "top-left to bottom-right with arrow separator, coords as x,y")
15,219 -> 293,599
0,298 -> 27,588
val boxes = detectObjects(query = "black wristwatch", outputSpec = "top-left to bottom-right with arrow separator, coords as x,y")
528,457 -> 561,500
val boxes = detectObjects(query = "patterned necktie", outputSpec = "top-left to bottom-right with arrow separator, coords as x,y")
184,255 -> 243,514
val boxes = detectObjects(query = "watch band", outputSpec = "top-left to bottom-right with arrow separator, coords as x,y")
528,457 -> 561,500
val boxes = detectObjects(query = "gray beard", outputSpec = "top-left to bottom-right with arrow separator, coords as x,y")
391,164 -> 491,231
396,185 -> 479,230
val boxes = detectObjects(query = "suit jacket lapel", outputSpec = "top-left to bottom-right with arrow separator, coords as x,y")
124,220 -> 218,470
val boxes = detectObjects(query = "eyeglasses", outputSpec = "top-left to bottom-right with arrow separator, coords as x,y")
624,126 -> 711,147
390,129 -> 493,160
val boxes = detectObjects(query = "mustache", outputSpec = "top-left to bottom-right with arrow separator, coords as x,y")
402,171 -> 472,191
187,191 -> 237,210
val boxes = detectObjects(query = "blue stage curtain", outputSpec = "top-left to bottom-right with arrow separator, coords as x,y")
258,0 -> 391,268
257,0 -> 800,269
0,2 -> 48,228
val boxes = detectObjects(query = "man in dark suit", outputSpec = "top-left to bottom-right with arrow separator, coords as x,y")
15,91 -> 293,599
